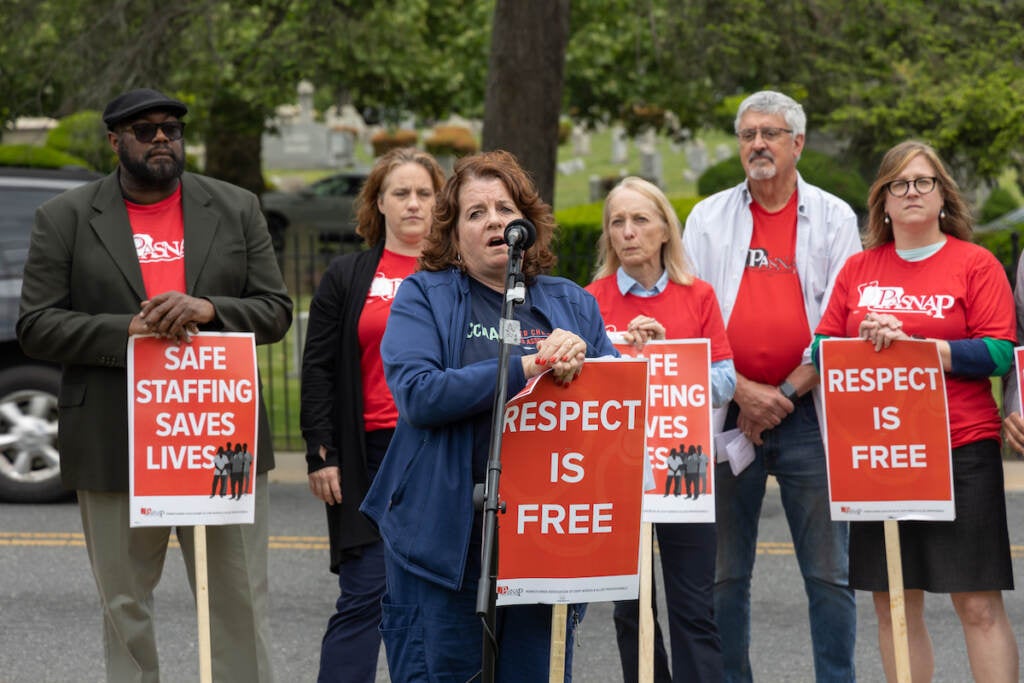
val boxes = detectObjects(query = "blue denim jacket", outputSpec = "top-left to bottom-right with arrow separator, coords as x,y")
360,268 -> 618,590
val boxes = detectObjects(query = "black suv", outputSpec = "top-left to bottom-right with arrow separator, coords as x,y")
0,166 -> 100,502
260,170 -> 369,247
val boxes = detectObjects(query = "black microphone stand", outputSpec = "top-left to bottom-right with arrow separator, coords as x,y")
474,228 -> 531,683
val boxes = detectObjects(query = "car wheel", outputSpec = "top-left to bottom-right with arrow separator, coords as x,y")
0,364 -> 68,503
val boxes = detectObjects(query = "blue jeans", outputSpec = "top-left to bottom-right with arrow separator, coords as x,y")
716,395 -> 855,682
613,522 -> 722,682
318,428 -> 390,682
318,540 -> 386,683
380,549 -> 582,682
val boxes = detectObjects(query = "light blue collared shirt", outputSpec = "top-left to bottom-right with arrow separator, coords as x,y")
616,267 -> 669,297
613,268 -> 736,407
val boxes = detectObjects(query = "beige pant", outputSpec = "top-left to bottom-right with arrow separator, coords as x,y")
78,473 -> 274,683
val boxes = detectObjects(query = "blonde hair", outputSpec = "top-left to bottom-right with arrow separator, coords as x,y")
593,176 -> 693,285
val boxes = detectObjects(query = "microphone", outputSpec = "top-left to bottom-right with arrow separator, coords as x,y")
503,218 -> 536,250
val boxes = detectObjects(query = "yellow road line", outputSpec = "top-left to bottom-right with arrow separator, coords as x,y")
2,532 -> 1022,557
0,531 -> 328,550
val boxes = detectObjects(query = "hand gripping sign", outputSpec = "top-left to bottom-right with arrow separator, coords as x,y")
128,333 -> 259,527
613,339 -> 715,523
496,358 -> 648,606
820,338 -> 953,521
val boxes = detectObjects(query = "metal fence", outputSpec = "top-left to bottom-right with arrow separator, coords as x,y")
260,229 -> 360,452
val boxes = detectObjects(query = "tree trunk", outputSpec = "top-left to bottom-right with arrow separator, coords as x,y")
203,91 -> 266,196
482,0 -> 570,209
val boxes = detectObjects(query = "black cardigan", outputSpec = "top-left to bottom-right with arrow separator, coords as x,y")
300,241 -> 385,572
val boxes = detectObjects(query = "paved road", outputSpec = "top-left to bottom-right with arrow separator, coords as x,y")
2,456 -> 1024,682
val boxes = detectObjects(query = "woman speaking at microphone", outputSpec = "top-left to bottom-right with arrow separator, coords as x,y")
361,150 -> 617,682
586,176 -> 735,682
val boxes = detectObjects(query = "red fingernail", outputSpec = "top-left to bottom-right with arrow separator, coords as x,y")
562,356 -> 570,362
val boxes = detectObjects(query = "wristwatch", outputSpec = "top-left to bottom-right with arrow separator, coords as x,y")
778,381 -> 799,403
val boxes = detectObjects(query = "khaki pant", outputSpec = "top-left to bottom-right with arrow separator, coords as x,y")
78,474 -> 275,683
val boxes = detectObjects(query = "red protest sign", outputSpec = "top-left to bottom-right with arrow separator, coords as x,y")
820,338 -> 953,521
1015,347 -> 1024,418
615,339 -> 714,523
496,358 -> 648,605
129,333 -> 259,527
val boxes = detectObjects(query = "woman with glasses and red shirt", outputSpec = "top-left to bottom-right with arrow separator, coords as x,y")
814,141 -> 1019,682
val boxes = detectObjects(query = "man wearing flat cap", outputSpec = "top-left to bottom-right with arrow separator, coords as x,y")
18,87 -> 291,682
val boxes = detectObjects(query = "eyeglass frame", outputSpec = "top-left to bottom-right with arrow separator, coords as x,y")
736,126 -> 794,144
120,120 -> 187,143
885,176 -> 938,197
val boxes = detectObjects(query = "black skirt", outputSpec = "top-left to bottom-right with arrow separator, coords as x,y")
849,439 -> 1014,593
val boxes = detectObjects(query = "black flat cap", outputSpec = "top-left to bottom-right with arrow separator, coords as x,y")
102,88 -> 188,129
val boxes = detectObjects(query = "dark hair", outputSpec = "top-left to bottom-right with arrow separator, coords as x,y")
355,147 -> 445,247
865,140 -> 972,249
420,150 -> 556,281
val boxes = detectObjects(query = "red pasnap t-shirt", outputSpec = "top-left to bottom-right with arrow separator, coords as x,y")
585,276 -> 733,362
726,193 -> 810,386
815,239 -> 1016,447
125,184 -> 186,298
359,249 -> 420,431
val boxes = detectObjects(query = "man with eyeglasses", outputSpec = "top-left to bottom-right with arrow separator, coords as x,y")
682,91 -> 861,682
18,88 -> 291,682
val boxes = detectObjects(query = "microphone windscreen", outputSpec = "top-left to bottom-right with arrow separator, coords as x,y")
504,218 -> 537,249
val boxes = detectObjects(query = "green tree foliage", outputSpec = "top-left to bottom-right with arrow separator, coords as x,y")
820,0 -> 1024,188
0,143 -> 90,169
981,187 -> 1021,225
4,0 -> 1023,204
0,1 -> 493,193
45,111 -> 117,173
564,0 -> 1024,191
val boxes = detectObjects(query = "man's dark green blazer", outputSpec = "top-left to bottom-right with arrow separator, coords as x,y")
17,171 -> 293,492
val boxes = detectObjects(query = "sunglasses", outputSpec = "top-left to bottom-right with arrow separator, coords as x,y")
123,121 -> 186,143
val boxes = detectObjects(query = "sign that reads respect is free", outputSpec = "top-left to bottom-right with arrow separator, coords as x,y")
496,358 -> 648,606
129,333 -> 259,527
820,338 -> 953,521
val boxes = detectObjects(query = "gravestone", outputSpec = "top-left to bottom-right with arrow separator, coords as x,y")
571,125 -> 591,156
684,139 -> 709,176
611,125 -> 629,164
262,81 -> 331,169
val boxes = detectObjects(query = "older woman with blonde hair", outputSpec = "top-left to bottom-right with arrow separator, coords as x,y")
815,140 -> 1019,682
586,176 -> 735,682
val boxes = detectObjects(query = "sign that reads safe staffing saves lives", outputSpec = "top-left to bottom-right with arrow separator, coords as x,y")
128,333 -> 259,527
496,358 -> 648,606
820,338 -> 953,521
614,339 -> 714,523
